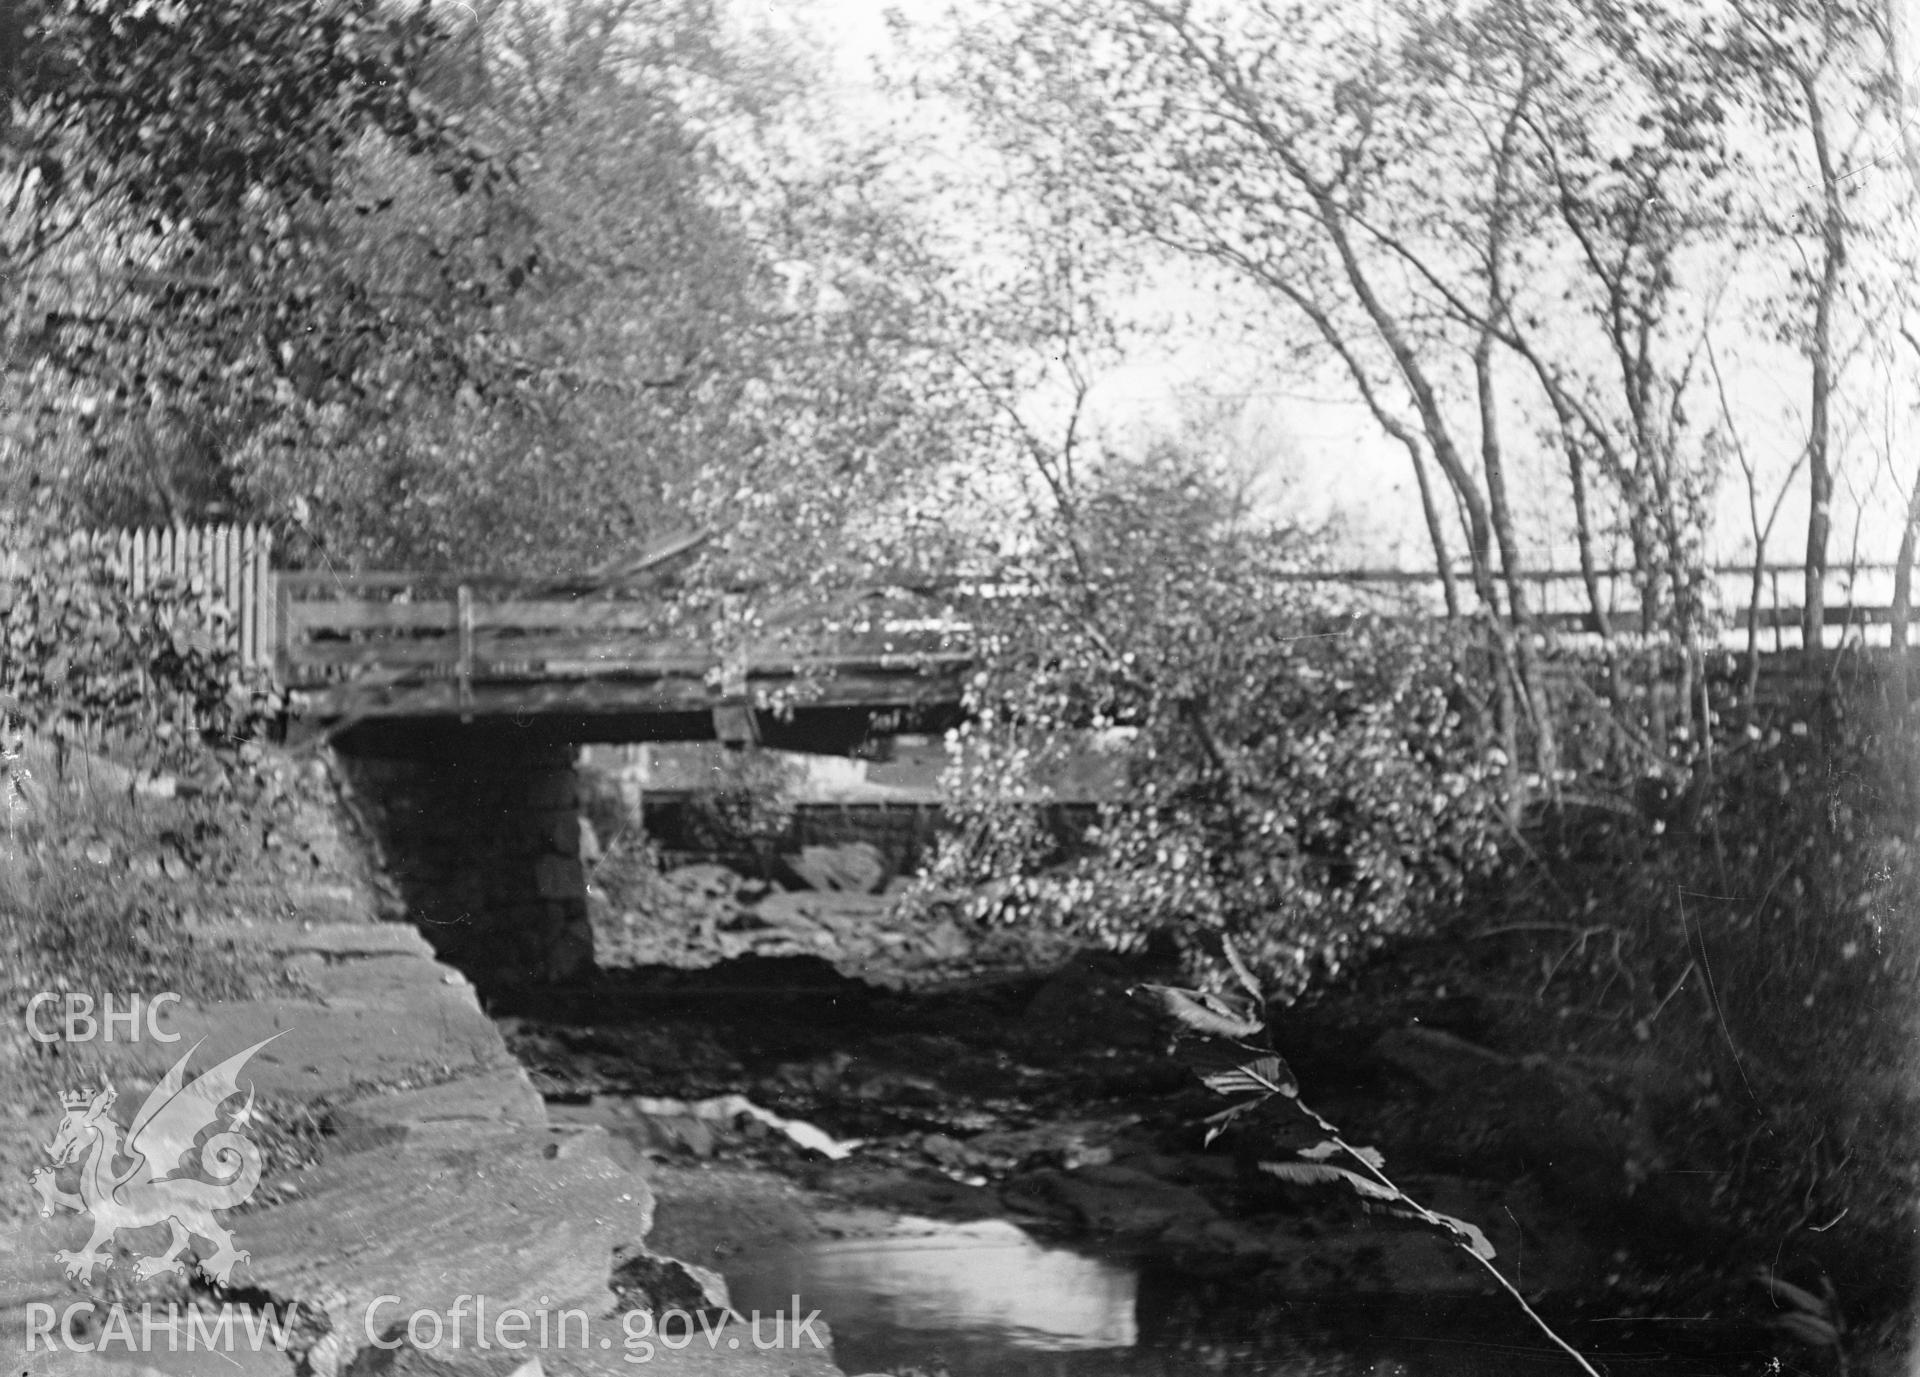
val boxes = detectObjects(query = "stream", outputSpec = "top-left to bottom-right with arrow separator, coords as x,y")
722,1215 -> 1749,1376
497,954 -> 1781,1377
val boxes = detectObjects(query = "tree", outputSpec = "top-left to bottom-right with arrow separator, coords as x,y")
940,0 -> 1599,781
2,0 -> 510,530
922,434 -> 1506,997
941,0 -> 1906,786
1876,0 -> 1920,697
4,0 -> 975,591
239,0 -> 780,570
378,0 -> 995,589
1711,0 -> 1893,652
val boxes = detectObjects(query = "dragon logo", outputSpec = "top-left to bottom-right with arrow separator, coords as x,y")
30,1035 -> 281,1286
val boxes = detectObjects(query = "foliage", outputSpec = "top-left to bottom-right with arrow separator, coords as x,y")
1462,669 -> 1920,1350
2,0 -> 510,529
239,0 -> 780,571
1514,678 -> 1918,1091
0,734 -> 289,1123
923,443 -> 1506,1000
1134,952 -> 1602,1376
0,503 -> 282,765
677,746 -> 803,851
937,0 -> 1910,781
3,0 -> 979,590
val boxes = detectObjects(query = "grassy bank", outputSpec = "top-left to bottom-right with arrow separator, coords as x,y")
0,734 -> 375,1228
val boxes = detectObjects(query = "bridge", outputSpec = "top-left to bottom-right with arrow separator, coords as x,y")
110,523 -> 973,753
274,569 -> 976,755
104,523 -> 1913,990
118,522 -> 1911,758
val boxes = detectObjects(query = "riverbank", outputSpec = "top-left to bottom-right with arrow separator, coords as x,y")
553,680 -> 1920,1375
0,741 -> 843,1377
3,730 -> 1913,1376
488,941 -> 1825,1374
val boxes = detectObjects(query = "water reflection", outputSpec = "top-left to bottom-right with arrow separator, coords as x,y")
725,1215 -> 1376,1376
729,1216 -> 1137,1352
723,1215 -> 1768,1377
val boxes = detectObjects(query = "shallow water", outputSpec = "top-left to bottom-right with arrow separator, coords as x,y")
729,1217 -> 1139,1357
724,1215 -> 1769,1377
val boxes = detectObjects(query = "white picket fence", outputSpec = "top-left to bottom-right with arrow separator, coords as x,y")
112,523 -> 276,670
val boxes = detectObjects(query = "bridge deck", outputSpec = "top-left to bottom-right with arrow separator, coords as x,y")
276,573 -> 975,750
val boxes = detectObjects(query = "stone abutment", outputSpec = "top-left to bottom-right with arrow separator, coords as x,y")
338,741 -> 593,989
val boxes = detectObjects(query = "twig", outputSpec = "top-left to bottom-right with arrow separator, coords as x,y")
1643,961 -> 1695,1027
1141,981 -> 1605,1377
1472,922 -> 1608,939
1281,1072 -> 1603,1377
1680,889 -> 1758,1107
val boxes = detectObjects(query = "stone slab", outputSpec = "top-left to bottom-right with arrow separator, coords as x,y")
304,955 -> 480,1010
261,922 -> 437,960
277,887 -> 377,927
238,1129 -> 653,1366
334,1067 -> 548,1136
73,984 -> 510,1111
14,1343 -> 294,1377
0,1213 -> 96,1321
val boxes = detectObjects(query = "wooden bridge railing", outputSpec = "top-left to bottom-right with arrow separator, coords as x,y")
92,527 -> 1916,712
271,570 -> 975,726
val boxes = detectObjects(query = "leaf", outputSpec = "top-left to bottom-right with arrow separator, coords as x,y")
1201,1098 -> 1260,1147
1259,1160 -> 1399,1201
1428,1210 -> 1498,1261
1299,1139 -> 1385,1168
1199,1060 -> 1288,1097
1132,983 -> 1263,1040
1196,1052 -> 1296,1098
1369,1201 -> 1499,1261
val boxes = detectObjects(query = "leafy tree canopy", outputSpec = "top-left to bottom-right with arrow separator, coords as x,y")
2,0 -> 973,585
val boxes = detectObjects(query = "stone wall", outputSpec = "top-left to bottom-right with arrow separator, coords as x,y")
338,742 -> 593,988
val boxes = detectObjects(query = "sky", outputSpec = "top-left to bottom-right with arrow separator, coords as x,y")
747,0 -> 1442,562
752,0 -> 1914,588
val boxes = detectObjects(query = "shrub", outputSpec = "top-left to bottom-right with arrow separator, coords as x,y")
921,446 -> 1507,998
678,745 -> 803,852
1474,662 -> 1920,1348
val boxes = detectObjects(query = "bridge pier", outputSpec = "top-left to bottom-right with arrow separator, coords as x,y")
338,741 -> 593,989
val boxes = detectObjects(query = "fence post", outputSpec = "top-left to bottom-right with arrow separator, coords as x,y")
1770,570 -> 1783,655
457,583 -> 475,718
